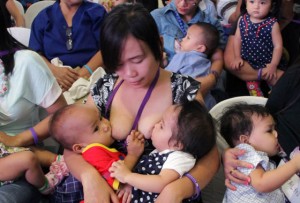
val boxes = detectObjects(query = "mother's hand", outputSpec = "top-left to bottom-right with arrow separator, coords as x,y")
222,148 -> 253,190
82,175 -> 119,203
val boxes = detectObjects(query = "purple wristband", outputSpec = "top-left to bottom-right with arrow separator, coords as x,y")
258,68 -> 263,81
30,128 -> 39,145
184,173 -> 201,200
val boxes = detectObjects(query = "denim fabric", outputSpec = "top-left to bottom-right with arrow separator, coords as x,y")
151,0 -> 226,63
0,178 -> 41,203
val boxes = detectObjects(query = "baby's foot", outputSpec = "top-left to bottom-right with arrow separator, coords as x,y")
39,177 -> 54,195
45,155 -> 69,187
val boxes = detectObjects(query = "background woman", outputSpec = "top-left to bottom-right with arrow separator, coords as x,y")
0,6 -> 66,202
29,0 -> 106,91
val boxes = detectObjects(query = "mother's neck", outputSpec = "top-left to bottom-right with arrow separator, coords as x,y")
60,1 -> 81,26
179,5 -> 198,22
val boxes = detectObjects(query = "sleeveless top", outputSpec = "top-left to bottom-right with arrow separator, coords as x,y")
240,14 -> 277,69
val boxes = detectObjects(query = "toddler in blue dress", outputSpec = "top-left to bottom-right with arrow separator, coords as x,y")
230,0 -> 284,96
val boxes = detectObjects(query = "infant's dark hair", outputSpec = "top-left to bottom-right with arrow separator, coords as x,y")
172,100 -> 216,159
220,103 -> 271,148
194,22 -> 219,56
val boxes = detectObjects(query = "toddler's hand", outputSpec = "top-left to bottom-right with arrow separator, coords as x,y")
126,130 -> 144,157
109,160 -> 130,183
231,58 -> 244,70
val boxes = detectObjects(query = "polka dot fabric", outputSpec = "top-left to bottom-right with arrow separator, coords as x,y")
240,14 -> 277,70
131,151 -> 173,202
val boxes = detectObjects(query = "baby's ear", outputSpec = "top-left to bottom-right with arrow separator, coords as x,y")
196,44 -> 206,53
174,141 -> 184,150
239,135 -> 249,144
72,144 -> 86,154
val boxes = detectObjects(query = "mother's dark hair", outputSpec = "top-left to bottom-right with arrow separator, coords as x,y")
100,3 -> 163,73
0,1 -> 26,75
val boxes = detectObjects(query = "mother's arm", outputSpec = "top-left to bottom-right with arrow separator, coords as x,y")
6,0 -> 25,27
156,145 -> 220,202
196,48 -> 224,96
0,95 -> 67,147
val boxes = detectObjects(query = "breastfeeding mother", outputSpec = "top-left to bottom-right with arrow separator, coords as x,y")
56,3 -> 219,203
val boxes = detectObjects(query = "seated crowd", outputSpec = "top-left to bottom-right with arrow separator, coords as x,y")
0,0 -> 300,203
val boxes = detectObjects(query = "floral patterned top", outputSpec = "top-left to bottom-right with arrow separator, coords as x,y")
91,72 -> 200,118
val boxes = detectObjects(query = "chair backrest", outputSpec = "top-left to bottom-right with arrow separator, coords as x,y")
209,96 -> 268,120
7,27 -> 31,46
14,0 -> 25,15
201,96 -> 268,203
24,0 -> 55,28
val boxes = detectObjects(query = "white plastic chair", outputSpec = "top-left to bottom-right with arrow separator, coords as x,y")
201,96 -> 268,203
209,96 -> 268,120
7,27 -> 31,46
24,0 -> 55,28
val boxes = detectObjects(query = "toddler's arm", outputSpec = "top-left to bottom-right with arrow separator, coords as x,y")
263,22 -> 283,82
110,160 -> 180,193
231,18 -> 244,70
250,154 -> 300,193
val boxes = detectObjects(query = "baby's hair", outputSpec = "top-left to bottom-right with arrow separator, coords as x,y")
240,0 -> 281,19
172,100 -> 216,160
49,104 -> 79,150
194,22 -> 219,56
220,103 -> 271,148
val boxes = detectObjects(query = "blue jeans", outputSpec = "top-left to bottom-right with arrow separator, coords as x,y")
0,178 -> 41,203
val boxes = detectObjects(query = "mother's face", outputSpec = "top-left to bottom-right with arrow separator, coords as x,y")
175,0 -> 200,16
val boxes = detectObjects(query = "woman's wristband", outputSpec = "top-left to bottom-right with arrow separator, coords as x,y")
257,68 -> 263,81
83,64 -> 93,75
184,173 -> 201,200
29,127 -> 39,145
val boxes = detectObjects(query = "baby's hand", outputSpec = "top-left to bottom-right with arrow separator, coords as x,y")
109,160 -> 130,183
290,146 -> 300,160
289,147 -> 300,173
101,0 -> 113,12
263,63 -> 277,82
231,58 -> 244,70
126,130 -> 144,157
117,184 -> 132,203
